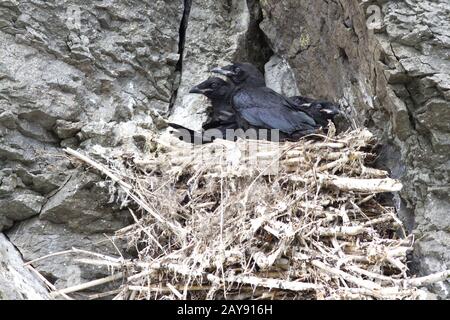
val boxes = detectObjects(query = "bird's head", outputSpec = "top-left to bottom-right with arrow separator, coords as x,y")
315,102 -> 340,119
189,77 -> 233,100
211,62 -> 264,87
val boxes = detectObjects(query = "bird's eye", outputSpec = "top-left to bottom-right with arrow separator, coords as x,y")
211,82 -> 218,88
235,67 -> 241,73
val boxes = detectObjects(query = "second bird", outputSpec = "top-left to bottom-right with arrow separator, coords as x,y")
212,62 -> 340,129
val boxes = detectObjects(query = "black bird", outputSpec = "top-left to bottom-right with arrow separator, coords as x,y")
190,76 -> 318,137
212,62 -> 340,129
172,76 -> 319,142
190,77 -> 292,140
211,64 -> 320,138
168,121 -> 238,144
168,122 -> 212,144
193,77 -> 291,141
169,78 -> 239,144
290,97 -> 340,128
230,86 -> 319,140
189,77 -> 236,126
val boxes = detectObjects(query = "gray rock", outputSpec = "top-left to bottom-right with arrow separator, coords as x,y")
0,0 -> 184,290
264,55 -> 300,97
53,120 -> 82,140
0,110 -> 17,130
7,218 -> 128,292
414,231 -> 450,297
0,233 -> 49,300
0,189 -> 45,231
40,170 -> 130,234
0,216 -> 13,231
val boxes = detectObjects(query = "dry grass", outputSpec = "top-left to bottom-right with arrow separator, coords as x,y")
42,126 -> 449,300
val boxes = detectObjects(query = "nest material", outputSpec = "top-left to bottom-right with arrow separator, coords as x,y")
51,127 -> 450,300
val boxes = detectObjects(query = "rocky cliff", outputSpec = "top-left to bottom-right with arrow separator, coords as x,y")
0,0 -> 448,299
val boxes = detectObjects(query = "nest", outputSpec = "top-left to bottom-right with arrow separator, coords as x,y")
38,126 -> 449,300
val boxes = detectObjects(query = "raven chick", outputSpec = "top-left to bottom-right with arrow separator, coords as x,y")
171,76 -> 319,143
213,62 -> 340,129
169,77 -> 240,144
190,76 -> 320,141
230,86 -> 319,140
189,77 -> 238,129
290,97 -> 340,128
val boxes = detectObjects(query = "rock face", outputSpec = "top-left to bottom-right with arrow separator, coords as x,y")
0,0 -> 184,289
259,0 -> 450,297
0,0 -> 449,298
0,234 -> 49,299
264,55 -> 300,97
7,218 -> 126,291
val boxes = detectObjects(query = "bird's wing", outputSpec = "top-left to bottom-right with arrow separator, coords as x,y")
256,108 -> 318,134
258,88 -> 317,126
233,88 -> 317,134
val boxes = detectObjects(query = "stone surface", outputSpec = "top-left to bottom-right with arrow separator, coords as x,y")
39,170 -> 131,234
0,0 -> 184,290
264,55 -> 300,97
0,233 -> 49,300
7,218 -> 128,291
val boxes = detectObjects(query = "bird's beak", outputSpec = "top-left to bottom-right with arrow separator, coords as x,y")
189,86 -> 204,94
211,67 -> 235,77
320,108 -> 340,116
